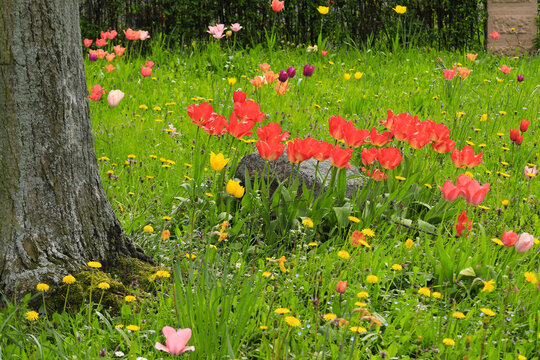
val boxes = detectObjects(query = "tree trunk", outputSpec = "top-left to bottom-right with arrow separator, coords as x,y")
0,0 -> 151,298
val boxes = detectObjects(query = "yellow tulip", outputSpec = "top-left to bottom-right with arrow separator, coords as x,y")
343,73 -> 351,80
354,72 -> 363,79
317,6 -> 329,14
210,152 -> 230,171
394,5 -> 406,14
226,179 -> 245,198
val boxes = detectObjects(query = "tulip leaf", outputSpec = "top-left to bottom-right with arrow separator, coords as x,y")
459,267 -> 476,277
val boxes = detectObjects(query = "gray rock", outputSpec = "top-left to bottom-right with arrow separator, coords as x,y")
235,149 -> 366,199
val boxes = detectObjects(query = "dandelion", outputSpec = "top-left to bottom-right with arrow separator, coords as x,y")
125,295 -> 137,302
391,264 -> 403,271
442,338 -> 455,346
262,272 -> 272,277
350,326 -> 367,333
285,316 -> 301,327
36,283 -> 50,292
126,325 -> 140,331
432,292 -> 442,299
393,5 -> 406,14
115,324 -> 124,329
25,310 -> 39,321
260,325 -> 268,330
308,241 -> 318,247
161,230 -> 170,241
480,308 -> 496,316
348,216 -> 360,223
98,282 -> 110,290
418,287 -> 431,297
481,279 -> 495,292
452,312 -> 466,319
337,250 -> 350,259
154,270 -> 171,278
366,275 -> 378,284
274,308 -> 291,314
524,272 -> 538,284
323,313 -> 337,321
185,253 -> 196,259
302,218 -> 314,228
361,228 -> 375,237
357,291 -> 369,298
405,239 -> 414,248
355,301 -> 367,307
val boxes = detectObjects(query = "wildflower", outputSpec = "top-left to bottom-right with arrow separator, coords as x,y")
155,326 -> 195,355
418,287 -> 431,297
442,338 -> 455,346
392,264 -> 403,271
480,308 -> 496,316
324,313 -> 337,321
317,6 -> 329,14
366,275 -> 378,284
350,326 -> 367,333
452,312 -> 466,319
362,228 -> 375,237
432,292 -> 442,299
348,216 -> 360,223
185,253 -> 196,259
524,272 -> 538,284
274,308 -> 291,314
260,325 -> 268,330
25,310 -> 39,321
210,152 -> 230,171
405,238 -> 414,248
524,166 -> 537,179
98,282 -> 110,290
126,325 -> 140,331
285,316 -> 301,327
262,272 -> 272,278
308,242 -> 318,247
154,270 -> 171,278
481,279 -> 495,292
115,324 -> 124,329
36,283 -> 50,292
355,301 -> 367,307
393,5 -> 406,14
143,225 -> 154,233
337,250 -> 350,259
336,280 -> 347,294
114,351 -> 125,357
302,218 -> 314,228
125,295 -> 136,302
161,230 -> 170,241
62,275 -> 76,284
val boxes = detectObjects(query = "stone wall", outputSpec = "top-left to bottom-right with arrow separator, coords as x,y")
486,0 -> 538,55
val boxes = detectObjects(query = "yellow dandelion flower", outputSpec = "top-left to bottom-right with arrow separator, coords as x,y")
357,291 -> 369,298
337,250 -> 350,259
432,292 -> 442,299
354,301 -> 367,307
524,272 -> 538,284
418,287 -> 431,297
405,238 -> 414,248
501,200 -> 509,207
366,275 -> 378,284
154,270 -> 171,278
285,316 -> 301,327
259,325 -> 268,330
185,253 -> 196,259
350,326 -> 367,333
36,283 -> 50,292
480,308 -> 496,316
317,6 -> 329,14
491,238 -> 504,246
98,282 -> 110,290
262,271 -> 272,278
308,242 -> 318,247
88,261 -> 102,268
361,228 -> 375,237
274,308 -> 290,314
126,325 -> 140,331
302,218 -> 314,228
395,176 -> 406,181
25,310 -> 39,321
153,106 -> 161,111
481,279 -> 495,292
424,183 -> 432,189
125,295 -> 136,302
62,275 -> 76,284
139,104 -> 148,110
323,313 -> 337,321
392,264 -> 403,271
518,355 -> 527,360
115,324 -> 124,329
442,338 -> 455,346
348,216 -> 360,223
452,312 -> 466,319
143,225 -> 154,233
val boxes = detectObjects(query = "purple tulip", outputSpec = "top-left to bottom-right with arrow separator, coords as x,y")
287,66 -> 296,78
517,74 -> 524,82
278,70 -> 288,83
303,64 -> 315,77
89,53 -> 98,62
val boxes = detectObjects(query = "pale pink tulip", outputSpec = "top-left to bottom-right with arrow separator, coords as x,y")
231,23 -> 243,32
107,90 -> 124,107
515,233 -> 534,253
155,326 -> 195,355
139,30 -> 150,40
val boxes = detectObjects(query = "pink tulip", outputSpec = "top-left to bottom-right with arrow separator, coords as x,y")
439,180 -> 460,202
490,31 -> 500,40
443,69 -> 456,80
141,66 -> 152,77
107,90 -> 124,107
230,23 -> 242,32
139,30 -> 150,40
501,230 -> 518,247
83,39 -> 93,47
515,233 -> 534,253
155,326 -> 195,355
145,61 -> 155,68
271,0 -> 284,12
460,178 -> 490,206
499,65 -> 512,74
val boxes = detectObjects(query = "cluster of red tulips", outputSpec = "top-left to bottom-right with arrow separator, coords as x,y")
509,120 -> 530,146
439,174 -> 489,206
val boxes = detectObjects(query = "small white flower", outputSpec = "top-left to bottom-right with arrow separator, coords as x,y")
235,262 -> 241,269
115,351 -> 124,357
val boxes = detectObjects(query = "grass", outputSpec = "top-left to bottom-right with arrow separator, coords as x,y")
1,34 -> 539,359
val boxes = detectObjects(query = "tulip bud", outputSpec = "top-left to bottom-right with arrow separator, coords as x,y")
287,66 -> 296,78
89,53 -> 98,62
509,129 -> 519,142
107,90 -> 125,107
278,70 -> 288,83
336,280 -> 347,294
519,120 -> 529,133
303,64 -> 315,77
517,74 -> 524,82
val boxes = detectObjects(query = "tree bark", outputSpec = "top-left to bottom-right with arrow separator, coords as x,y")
0,0 -> 151,298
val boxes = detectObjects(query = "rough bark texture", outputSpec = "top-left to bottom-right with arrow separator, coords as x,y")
0,0 -> 150,298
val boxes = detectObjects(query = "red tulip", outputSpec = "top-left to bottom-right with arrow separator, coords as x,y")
361,147 -> 378,166
369,127 -> 393,146
510,129 -> 519,142
257,122 -> 289,142
201,114 -> 228,135
362,167 -> 387,181
271,0 -> 284,12
520,120 -> 529,133
84,39 -> 93,47
256,139 -> 285,161
95,38 -> 107,47
455,211 -> 472,237
141,66 -> 152,77
408,131 -> 430,149
336,280 -> 347,294
187,102 -> 214,125
233,100 -> 265,123
431,139 -> 455,154
330,145 -> 353,168
460,178 -> 490,206
439,180 -> 460,202
451,145 -> 483,168
312,141 -> 334,161
455,173 -> 473,190
501,230 -> 518,247
145,61 -> 155,68
233,91 -> 246,103
377,147 -> 402,170
88,84 -> 105,101
515,135 -> 523,146
423,121 -> 450,142
344,127 -> 369,148
328,116 -> 349,141
443,69 -> 456,80
227,113 -> 255,139
286,138 -> 316,164
490,31 -> 500,40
